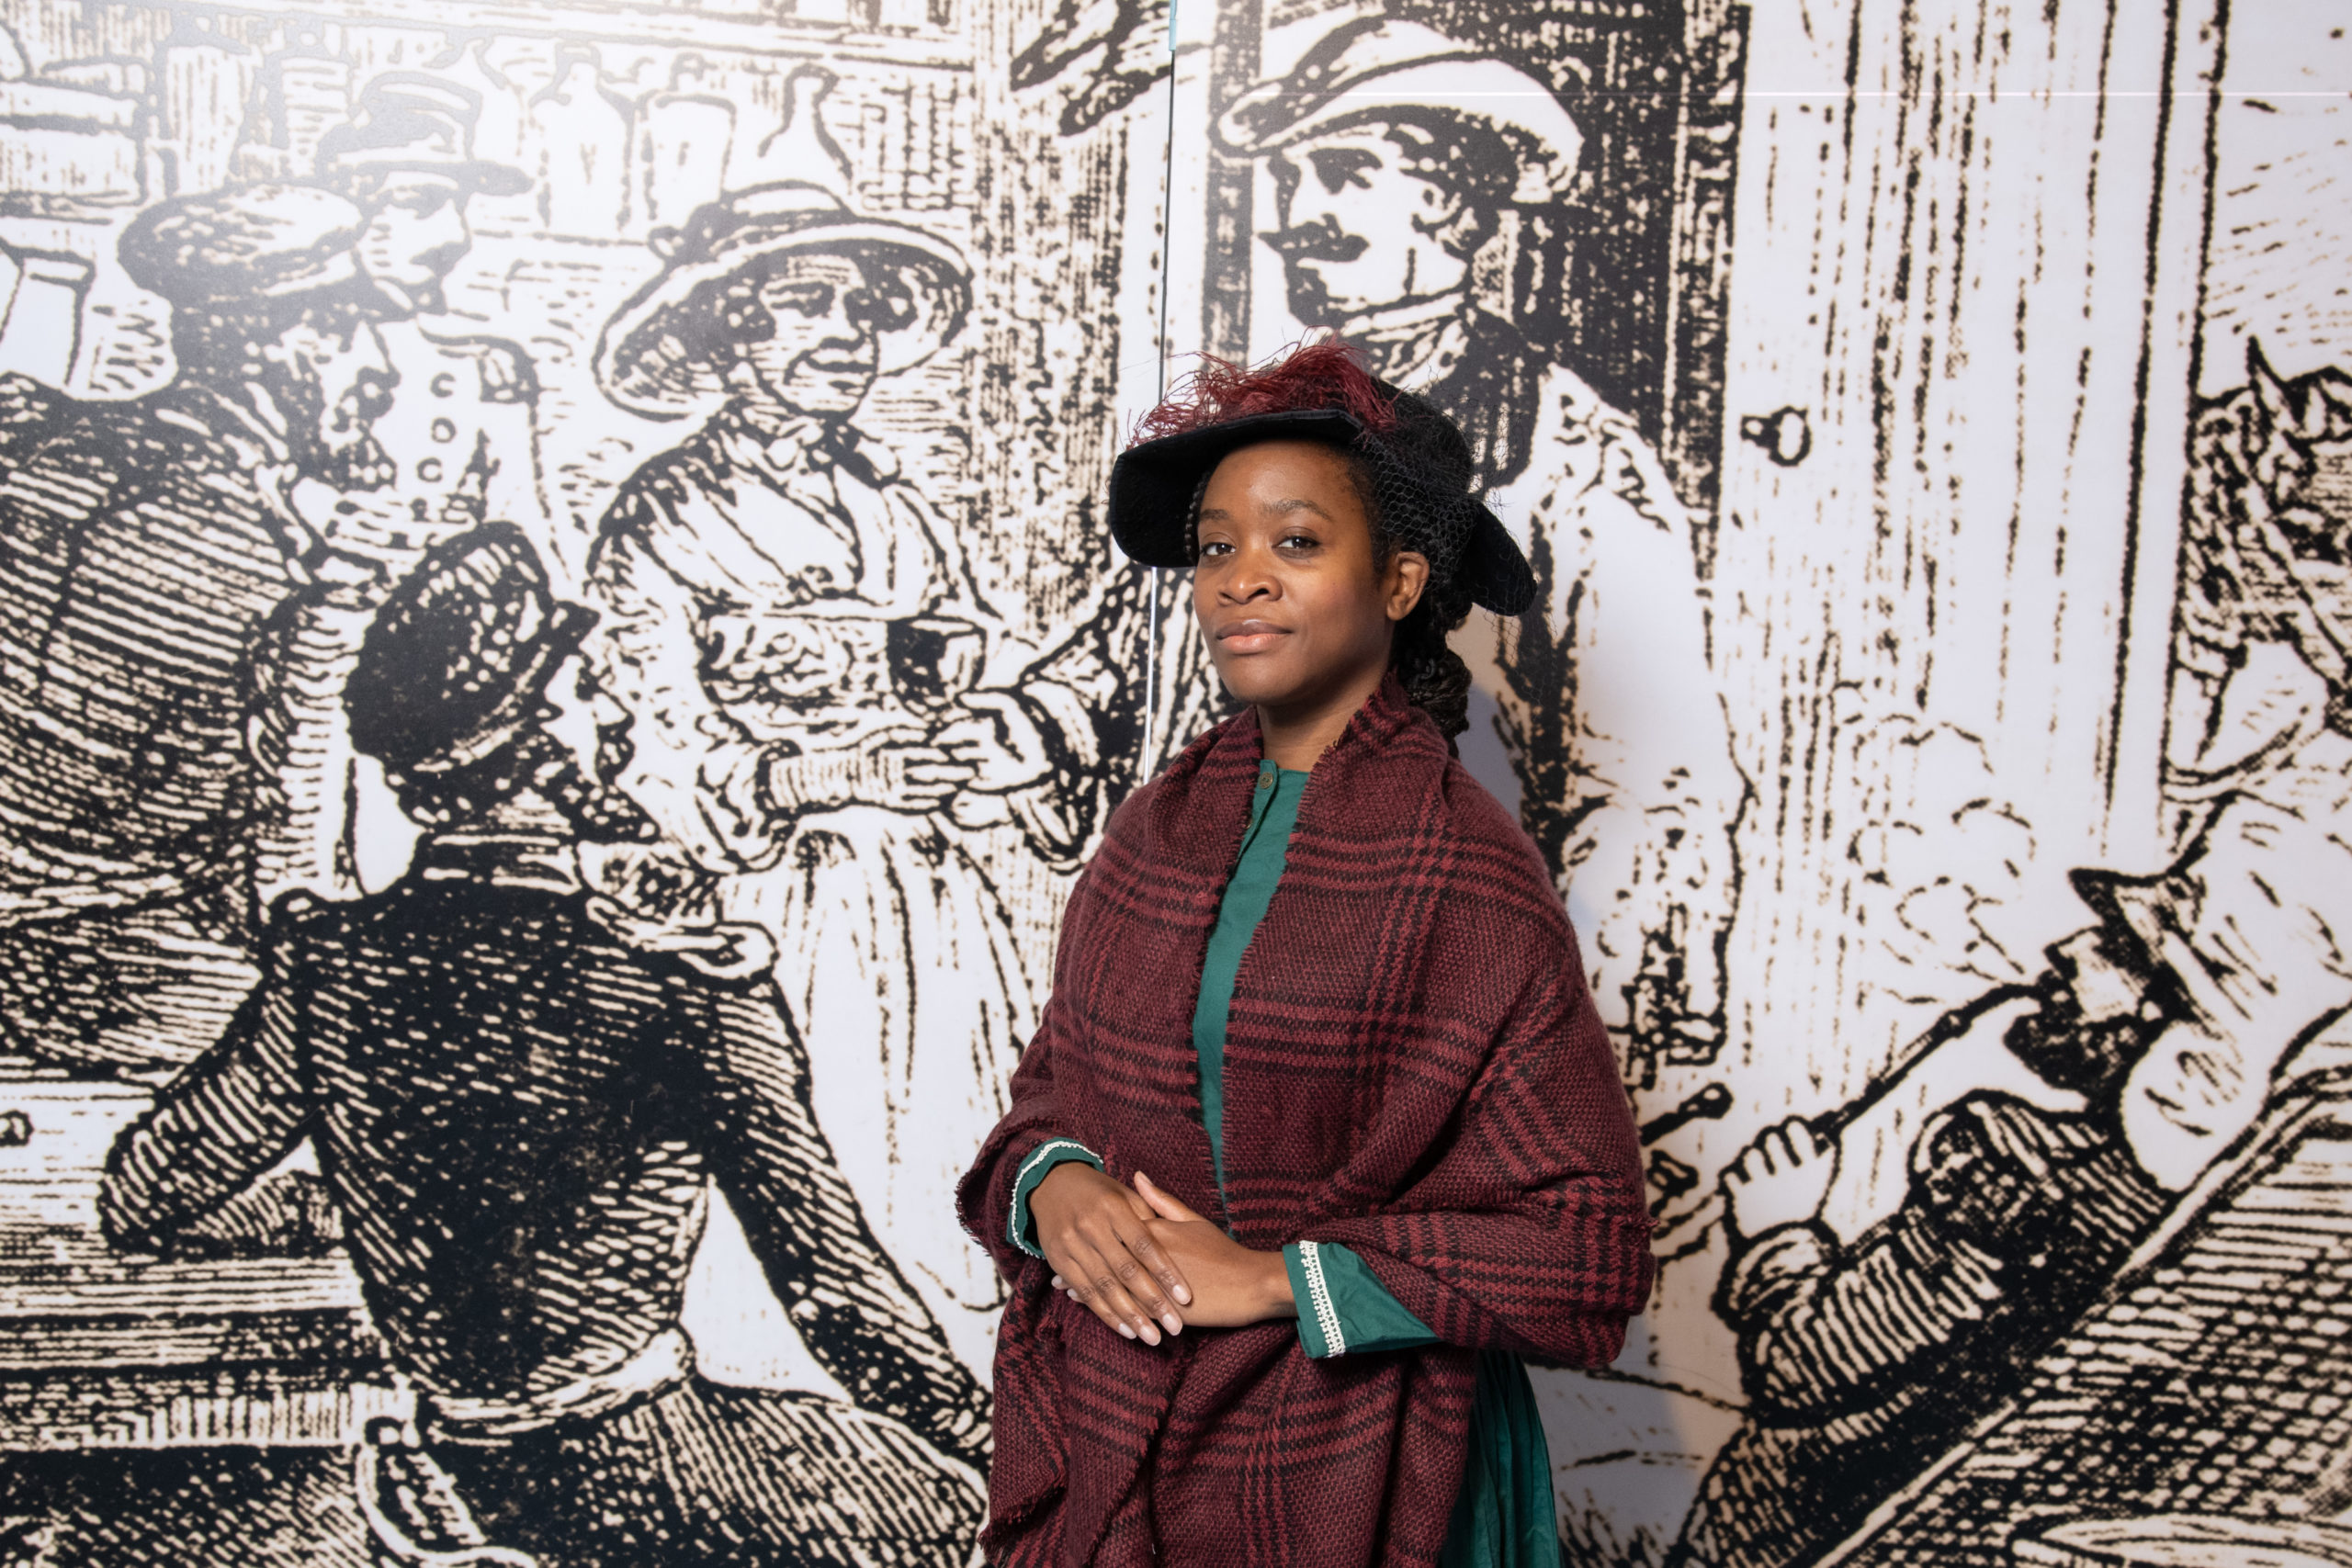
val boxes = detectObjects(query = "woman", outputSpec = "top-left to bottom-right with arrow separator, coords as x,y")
957,343 -> 1656,1565
586,183 -> 1113,1377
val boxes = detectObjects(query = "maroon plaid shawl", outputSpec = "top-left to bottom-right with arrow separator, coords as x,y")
957,677 -> 1656,1566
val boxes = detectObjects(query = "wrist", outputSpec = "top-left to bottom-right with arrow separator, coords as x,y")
1258,1247 -> 1298,1320
763,747 -> 848,817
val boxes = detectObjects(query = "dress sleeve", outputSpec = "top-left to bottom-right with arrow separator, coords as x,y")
1284,1240 -> 1440,1359
1509,433 -> 1745,1028
1713,1100 -> 2078,1421
676,976 -> 989,1466
957,977 -> 1095,1283
1008,1139 -> 1103,1258
101,901 -> 320,1251
956,858 -> 1108,1282
584,522 -> 783,874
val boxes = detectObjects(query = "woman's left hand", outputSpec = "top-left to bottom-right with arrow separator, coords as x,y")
935,691 -> 1053,794
1056,1173 -> 1296,1330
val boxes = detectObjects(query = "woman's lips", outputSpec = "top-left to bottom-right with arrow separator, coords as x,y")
1215,621 -> 1287,655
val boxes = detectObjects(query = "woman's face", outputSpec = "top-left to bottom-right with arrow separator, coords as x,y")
735,254 -> 894,417
1192,439 -> 1427,717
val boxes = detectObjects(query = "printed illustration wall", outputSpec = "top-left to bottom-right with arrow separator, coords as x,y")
1,0 -> 2349,1560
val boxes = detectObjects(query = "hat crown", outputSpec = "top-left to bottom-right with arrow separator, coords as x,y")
316,73 -> 528,196
1215,18 -> 1583,204
1294,18 -> 1477,96
1106,385 -> 1533,615
661,182 -> 854,264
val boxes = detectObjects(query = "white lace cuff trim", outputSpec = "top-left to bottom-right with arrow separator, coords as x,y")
1297,1240 -> 1346,1357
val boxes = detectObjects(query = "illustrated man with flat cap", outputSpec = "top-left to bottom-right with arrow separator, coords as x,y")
315,73 -> 548,551
0,183 -> 435,1074
1217,18 -> 1746,1064
101,525 -> 990,1565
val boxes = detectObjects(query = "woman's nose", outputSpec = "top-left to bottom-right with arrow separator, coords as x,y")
1222,556 -> 1277,599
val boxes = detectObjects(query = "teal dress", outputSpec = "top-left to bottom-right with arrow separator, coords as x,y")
1011,761 -> 1560,1567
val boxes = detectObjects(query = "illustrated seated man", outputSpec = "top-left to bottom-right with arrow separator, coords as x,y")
1214,17 -> 1745,1066
1672,626 -> 2352,1568
99,525 -> 989,1567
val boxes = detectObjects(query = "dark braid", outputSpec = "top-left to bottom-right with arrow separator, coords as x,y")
1393,582 -> 1476,741
1341,449 -> 1477,743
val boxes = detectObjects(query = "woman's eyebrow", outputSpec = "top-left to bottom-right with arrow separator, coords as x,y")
1261,497 -> 1333,520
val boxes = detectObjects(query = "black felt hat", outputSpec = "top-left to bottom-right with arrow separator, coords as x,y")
346,525 -> 596,775
1107,389 -> 1535,617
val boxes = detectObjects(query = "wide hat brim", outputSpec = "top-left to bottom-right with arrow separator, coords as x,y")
1108,408 -> 1536,617
594,209 -> 972,419
323,150 -> 532,198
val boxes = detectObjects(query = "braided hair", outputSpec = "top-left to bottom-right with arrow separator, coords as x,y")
1136,341 -> 1482,740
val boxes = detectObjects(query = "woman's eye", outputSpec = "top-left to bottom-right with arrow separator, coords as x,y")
1197,541 -> 1231,558
1278,533 -> 1317,551
771,284 -> 835,319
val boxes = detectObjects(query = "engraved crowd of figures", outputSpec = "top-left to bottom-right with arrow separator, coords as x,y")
0,11 -> 1749,1395
0,42 -> 1063,1561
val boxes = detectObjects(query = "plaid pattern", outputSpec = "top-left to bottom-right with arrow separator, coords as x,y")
957,677 -> 1655,1566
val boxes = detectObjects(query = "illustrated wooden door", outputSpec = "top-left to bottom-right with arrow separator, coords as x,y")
1692,0 -> 2224,1203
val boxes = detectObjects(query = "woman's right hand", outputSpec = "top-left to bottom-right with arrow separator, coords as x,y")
1029,1163 -> 1193,1347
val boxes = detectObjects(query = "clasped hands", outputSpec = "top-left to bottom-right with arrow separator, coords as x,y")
1028,1163 -> 1295,1348
763,692 -> 1051,817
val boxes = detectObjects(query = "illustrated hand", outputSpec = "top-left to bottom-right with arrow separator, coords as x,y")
1720,1117 -> 1838,1242
1030,1162 -> 1193,1347
584,897 -> 778,982
923,1373 -> 995,1472
763,736 -> 976,818
935,691 -> 1053,795
138,1170 -> 345,1259
1116,1172 -> 1295,1329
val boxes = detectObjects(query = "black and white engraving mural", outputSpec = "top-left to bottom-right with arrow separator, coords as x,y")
2,0 -> 2350,1560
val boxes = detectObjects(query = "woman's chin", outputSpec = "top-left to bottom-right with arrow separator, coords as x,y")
1212,660 -> 1301,712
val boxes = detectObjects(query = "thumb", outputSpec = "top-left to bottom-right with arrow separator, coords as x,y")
1133,1170 -> 1205,1224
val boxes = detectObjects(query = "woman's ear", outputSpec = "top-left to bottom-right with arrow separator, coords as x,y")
1387,550 -> 1430,622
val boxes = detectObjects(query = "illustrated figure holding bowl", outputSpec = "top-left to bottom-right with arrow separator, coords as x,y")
585,182 -> 1110,1375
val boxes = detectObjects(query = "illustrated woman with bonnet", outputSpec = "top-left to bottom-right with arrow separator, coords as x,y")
958,341 -> 1654,1565
585,181 -> 1114,1377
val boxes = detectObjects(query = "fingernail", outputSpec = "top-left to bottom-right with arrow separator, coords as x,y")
1115,1322 -> 1136,1340
1139,1324 -> 1161,1346
1173,1284 -> 1193,1306
1162,1313 -> 1183,1335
